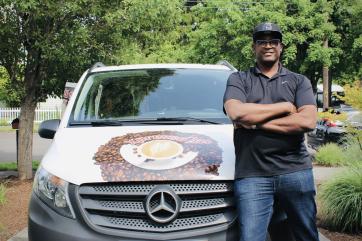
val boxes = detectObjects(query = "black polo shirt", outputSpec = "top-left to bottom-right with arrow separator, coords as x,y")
223,65 -> 316,179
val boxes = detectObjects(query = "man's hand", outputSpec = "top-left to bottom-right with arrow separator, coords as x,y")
233,122 -> 256,129
283,102 -> 297,115
258,105 -> 317,134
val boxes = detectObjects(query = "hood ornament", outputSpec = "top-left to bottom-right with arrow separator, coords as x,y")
144,186 -> 181,224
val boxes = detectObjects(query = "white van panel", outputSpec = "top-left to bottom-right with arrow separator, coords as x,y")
41,125 -> 235,185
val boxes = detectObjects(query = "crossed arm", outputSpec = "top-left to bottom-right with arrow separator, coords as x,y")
224,99 -> 317,134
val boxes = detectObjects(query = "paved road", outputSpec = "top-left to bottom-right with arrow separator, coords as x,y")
0,131 -> 52,163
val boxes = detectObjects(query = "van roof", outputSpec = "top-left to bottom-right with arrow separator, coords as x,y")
317,84 -> 344,93
89,64 -> 233,73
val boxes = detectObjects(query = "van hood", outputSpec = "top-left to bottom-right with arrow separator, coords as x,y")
41,125 -> 235,185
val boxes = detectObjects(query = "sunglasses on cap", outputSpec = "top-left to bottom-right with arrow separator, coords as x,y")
255,39 -> 281,47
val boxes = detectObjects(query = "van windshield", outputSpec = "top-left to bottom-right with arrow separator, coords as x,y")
70,68 -> 232,124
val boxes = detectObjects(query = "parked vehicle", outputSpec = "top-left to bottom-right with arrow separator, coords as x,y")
315,84 -> 345,110
28,63 -> 294,241
307,111 -> 362,150
307,83 -> 360,149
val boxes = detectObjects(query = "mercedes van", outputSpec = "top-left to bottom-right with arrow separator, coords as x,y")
29,63 -> 293,241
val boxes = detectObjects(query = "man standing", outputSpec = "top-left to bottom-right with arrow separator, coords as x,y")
223,23 -> 319,241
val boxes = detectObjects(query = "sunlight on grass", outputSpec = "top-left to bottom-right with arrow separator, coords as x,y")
0,184 -> 6,205
314,143 -> 346,166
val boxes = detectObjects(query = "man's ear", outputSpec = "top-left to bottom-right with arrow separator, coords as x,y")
280,43 -> 284,51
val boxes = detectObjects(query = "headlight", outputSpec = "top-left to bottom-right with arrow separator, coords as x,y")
33,167 -> 75,219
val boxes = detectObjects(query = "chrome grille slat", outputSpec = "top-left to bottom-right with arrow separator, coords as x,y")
169,183 -> 233,195
82,199 -> 145,213
79,185 -> 155,196
81,197 -> 234,213
181,197 -> 234,212
79,183 -> 233,196
90,213 -> 228,232
77,182 -> 235,234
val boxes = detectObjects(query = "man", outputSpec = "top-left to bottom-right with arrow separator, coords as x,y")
223,22 -> 319,241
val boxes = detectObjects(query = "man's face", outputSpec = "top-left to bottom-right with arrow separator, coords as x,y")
253,34 -> 283,66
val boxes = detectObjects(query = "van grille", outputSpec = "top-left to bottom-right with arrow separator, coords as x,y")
76,182 -> 235,234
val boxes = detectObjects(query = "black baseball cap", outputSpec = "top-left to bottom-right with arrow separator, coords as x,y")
253,22 -> 282,42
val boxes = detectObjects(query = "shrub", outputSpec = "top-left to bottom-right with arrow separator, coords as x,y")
340,130 -> 362,166
318,165 -> 362,233
0,184 -> 6,205
341,81 -> 362,111
314,143 -> 345,166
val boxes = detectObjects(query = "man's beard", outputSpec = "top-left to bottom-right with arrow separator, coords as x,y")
257,57 -> 279,68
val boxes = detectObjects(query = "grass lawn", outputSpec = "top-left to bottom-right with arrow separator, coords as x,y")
0,161 -> 40,171
0,126 -> 14,132
0,124 -> 39,132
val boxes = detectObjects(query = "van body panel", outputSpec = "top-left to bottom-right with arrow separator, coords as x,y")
30,64 -> 244,240
42,125 -> 235,185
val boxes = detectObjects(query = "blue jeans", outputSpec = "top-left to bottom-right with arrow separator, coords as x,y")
234,169 -> 319,241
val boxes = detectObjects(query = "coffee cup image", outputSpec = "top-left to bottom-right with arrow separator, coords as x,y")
138,140 -> 183,160
120,139 -> 198,170
94,131 -> 223,181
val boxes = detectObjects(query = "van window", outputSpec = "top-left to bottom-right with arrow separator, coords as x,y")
71,68 -> 232,123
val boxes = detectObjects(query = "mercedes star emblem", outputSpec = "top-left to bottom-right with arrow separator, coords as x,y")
145,186 -> 181,224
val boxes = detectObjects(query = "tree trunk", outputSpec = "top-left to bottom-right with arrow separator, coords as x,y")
18,46 -> 42,180
18,96 -> 37,180
322,39 -> 330,110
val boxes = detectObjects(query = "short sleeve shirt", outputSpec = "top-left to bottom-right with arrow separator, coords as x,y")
223,65 -> 316,179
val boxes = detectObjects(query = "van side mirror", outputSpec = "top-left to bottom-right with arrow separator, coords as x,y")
38,119 -> 60,139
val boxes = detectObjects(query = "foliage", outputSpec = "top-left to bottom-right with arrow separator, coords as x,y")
314,143 -> 346,166
185,0 -> 344,86
318,165 -> 362,233
314,128 -> 362,167
342,128 -> 362,164
0,66 -> 20,107
332,0 -> 362,84
342,141 -> 362,166
0,184 -> 6,205
340,81 -> 362,111
317,111 -> 348,122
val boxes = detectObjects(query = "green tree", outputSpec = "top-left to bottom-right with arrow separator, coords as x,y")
331,0 -> 362,84
0,0 -> 184,179
185,0 -> 343,87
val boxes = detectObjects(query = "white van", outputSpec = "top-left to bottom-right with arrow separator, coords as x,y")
316,84 -> 345,110
28,63 -> 293,241
28,63 -> 241,241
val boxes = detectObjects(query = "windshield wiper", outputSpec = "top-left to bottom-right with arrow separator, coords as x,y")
69,117 -> 221,126
90,120 -> 125,126
156,117 -> 221,124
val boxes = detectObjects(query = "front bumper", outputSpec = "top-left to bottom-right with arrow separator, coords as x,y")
28,193 -> 239,241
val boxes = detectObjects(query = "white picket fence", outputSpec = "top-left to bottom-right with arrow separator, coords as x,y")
0,108 -> 62,124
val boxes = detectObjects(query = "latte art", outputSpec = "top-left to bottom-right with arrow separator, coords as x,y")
139,140 -> 183,160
